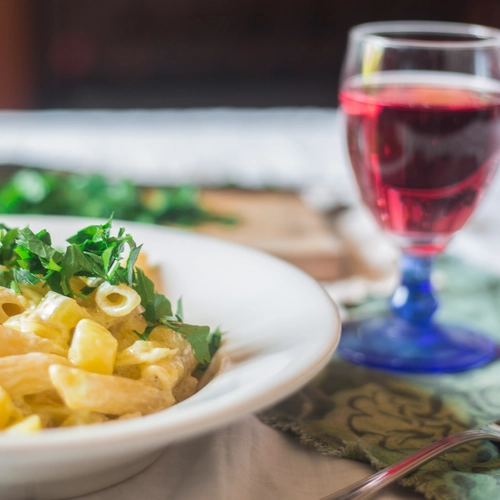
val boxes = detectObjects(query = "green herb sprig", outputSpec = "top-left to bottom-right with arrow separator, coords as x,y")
0,217 -> 221,370
0,168 -> 237,227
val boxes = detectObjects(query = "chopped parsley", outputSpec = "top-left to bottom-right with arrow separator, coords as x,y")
0,167 -> 238,227
0,217 -> 222,370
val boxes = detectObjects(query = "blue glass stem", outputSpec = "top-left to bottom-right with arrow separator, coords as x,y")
390,254 -> 438,326
338,252 -> 497,372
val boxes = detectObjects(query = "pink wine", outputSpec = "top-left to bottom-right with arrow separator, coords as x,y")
340,72 -> 500,254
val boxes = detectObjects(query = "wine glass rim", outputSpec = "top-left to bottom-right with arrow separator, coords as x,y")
350,21 -> 500,49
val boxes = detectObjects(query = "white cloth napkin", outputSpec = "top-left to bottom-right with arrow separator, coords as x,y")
76,416 -> 421,500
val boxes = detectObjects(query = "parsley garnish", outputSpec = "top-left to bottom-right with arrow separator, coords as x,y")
0,217 -> 222,368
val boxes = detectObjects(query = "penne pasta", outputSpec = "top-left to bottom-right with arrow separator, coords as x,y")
0,325 -> 66,357
34,291 -> 90,334
0,288 -> 28,324
95,282 -> 141,317
0,219 -> 221,433
49,364 -> 175,416
0,353 -> 70,397
60,411 -> 109,427
4,314 -> 66,346
115,340 -> 178,367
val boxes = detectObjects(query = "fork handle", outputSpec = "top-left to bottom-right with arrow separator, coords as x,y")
320,429 -> 493,500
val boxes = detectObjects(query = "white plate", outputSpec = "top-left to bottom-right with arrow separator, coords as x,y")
0,215 -> 341,500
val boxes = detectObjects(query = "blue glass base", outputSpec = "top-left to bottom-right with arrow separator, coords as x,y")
339,315 -> 498,373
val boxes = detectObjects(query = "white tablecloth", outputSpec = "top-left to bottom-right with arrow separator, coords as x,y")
1,108 -> 498,500
76,416 -> 421,500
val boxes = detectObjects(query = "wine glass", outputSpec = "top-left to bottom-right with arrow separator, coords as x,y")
338,21 -> 500,373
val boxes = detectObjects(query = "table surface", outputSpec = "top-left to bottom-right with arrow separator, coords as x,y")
75,416 -> 422,500
3,108 -> 500,500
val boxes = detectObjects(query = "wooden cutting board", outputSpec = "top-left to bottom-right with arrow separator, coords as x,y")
196,189 -> 346,281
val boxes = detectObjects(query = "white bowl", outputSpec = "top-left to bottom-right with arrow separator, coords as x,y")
0,215 -> 341,500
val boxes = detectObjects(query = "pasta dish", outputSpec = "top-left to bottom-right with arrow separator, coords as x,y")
0,217 -> 221,433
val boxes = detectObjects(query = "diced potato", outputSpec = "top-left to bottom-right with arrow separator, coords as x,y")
5,414 -> 42,434
69,319 -> 118,375
50,364 -> 175,416
0,288 -> 28,324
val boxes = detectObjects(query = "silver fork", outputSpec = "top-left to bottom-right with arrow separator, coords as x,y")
321,420 -> 500,500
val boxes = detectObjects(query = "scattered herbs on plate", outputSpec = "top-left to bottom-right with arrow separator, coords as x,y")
0,167 -> 238,227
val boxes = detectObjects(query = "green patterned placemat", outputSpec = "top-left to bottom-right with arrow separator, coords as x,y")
259,256 -> 500,500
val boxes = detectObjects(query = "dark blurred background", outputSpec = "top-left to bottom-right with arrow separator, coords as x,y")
1,0 -> 499,109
